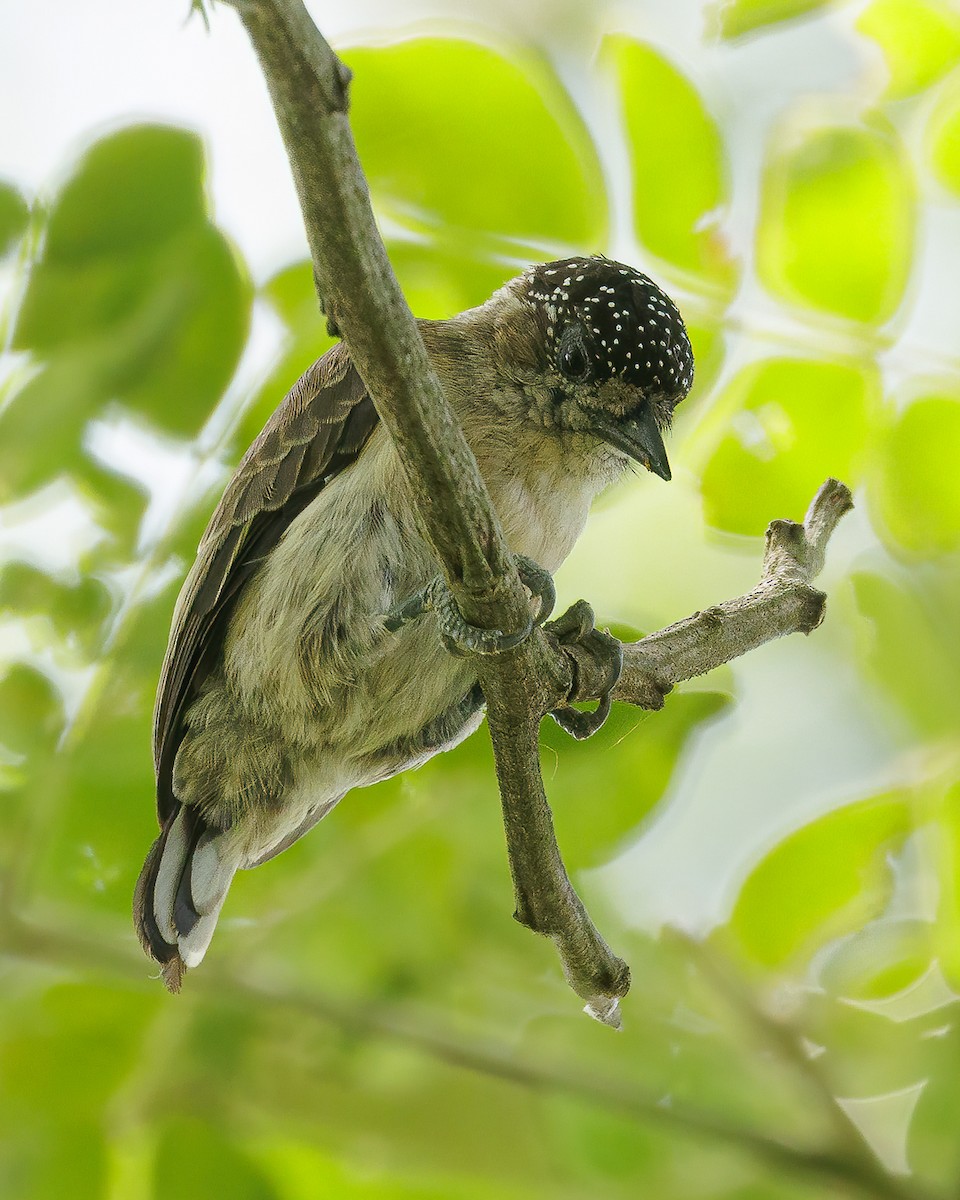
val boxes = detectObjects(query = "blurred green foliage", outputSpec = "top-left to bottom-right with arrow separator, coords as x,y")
858,0 -> 960,100
757,120 -> 914,324
345,39 -> 605,250
708,0 -> 840,39
701,356 -> 880,534
729,791 -> 912,968
0,181 -> 29,259
607,37 -> 737,294
2,8 -> 960,1200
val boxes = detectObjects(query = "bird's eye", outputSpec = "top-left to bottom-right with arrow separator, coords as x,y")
558,336 -> 591,382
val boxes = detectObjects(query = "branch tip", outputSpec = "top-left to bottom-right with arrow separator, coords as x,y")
614,478 -> 851,708
799,587 -> 827,634
585,997 -> 624,1029
804,478 -> 854,545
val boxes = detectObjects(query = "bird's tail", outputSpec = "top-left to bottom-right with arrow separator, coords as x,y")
133,805 -> 238,993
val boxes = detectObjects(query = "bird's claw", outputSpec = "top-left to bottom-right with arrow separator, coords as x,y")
547,600 -> 623,739
385,555 -> 556,657
432,577 -> 531,657
383,588 -> 431,631
515,555 -> 556,628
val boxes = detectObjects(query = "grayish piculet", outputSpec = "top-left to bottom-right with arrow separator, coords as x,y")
134,255 -> 695,991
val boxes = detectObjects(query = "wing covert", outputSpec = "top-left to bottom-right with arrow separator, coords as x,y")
153,343 -> 379,822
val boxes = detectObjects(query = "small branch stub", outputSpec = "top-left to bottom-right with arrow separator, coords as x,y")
614,479 -> 853,708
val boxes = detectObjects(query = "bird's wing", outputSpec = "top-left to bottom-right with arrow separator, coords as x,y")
153,342 -> 379,822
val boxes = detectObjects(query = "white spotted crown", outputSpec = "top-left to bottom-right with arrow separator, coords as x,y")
521,256 -> 694,401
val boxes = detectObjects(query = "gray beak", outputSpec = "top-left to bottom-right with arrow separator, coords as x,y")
593,403 -> 672,481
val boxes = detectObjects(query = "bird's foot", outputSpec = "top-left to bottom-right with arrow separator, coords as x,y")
385,555 -> 556,657
546,600 -> 623,739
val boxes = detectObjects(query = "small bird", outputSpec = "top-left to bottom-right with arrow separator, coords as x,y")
134,255 -> 694,991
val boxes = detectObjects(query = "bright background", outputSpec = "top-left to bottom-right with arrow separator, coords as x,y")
2,1 -> 960,1197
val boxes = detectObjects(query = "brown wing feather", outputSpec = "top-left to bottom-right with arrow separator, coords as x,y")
153,343 -> 379,822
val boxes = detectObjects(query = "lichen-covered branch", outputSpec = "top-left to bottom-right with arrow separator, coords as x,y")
613,479 -> 853,708
220,0 -> 626,1020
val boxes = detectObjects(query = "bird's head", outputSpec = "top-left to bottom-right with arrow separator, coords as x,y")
481,256 -> 694,482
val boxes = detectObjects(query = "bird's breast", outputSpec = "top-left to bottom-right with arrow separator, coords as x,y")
488,466 -> 598,574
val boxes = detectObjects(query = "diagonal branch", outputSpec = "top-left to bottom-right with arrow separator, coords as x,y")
216,0 -> 852,1027
221,0 -> 628,1022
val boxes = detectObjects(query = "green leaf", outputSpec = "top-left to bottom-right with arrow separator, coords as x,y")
858,0 -> 960,100
13,124 -> 251,439
0,358 -> 108,502
818,919 -> 932,1000
260,258 -> 322,331
803,988 -> 942,1097
927,75 -> 960,196
42,125 -> 205,264
16,242 -> 159,351
848,566 -> 960,738
729,792 -> 912,968
345,39 -> 605,248
907,1022 -> 960,1188
0,562 -> 111,654
15,222 -> 249,437
154,1119 -> 279,1200
116,223 -> 250,435
0,180 -> 29,258
932,778 -> 960,989
699,357 -> 879,535
607,38 -> 736,292
73,457 -> 149,557
542,693 -> 730,871
388,241 -> 510,321
868,394 -> 960,558
757,120 -> 914,323
0,665 -> 64,758
708,0 -> 841,40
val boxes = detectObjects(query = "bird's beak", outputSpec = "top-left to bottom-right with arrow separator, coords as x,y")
593,403 -> 672,481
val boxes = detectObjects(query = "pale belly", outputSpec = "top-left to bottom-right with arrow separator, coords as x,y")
196,429 -> 614,865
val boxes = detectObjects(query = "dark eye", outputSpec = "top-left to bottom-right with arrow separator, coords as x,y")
558,335 -> 591,382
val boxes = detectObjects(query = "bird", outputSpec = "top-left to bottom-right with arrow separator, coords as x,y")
134,254 -> 695,991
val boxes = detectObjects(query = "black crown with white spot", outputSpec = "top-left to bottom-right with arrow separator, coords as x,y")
522,256 -> 694,402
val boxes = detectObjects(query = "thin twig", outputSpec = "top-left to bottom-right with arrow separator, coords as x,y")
614,479 -> 853,707
0,913 -> 942,1200
668,929 -> 911,1198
